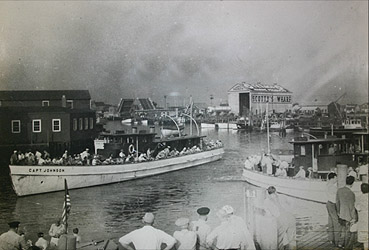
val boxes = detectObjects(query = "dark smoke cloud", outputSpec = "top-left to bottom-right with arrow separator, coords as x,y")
0,1 -> 367,106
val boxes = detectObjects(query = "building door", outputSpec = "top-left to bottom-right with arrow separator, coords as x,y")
239,93 -> 250,117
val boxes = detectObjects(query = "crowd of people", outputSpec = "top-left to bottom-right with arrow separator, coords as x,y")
244,153 -> 294,178
119,205 -> 256,250
0,219 -> 81,250
9,140 -> 223,167
244,153 -> 368,181
1,178 -> 367,250
326,174 -> 368,250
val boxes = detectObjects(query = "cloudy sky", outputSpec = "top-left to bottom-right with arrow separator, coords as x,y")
0,1 -> 367,106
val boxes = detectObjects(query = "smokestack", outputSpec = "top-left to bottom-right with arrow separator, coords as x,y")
61,95 -> 66,107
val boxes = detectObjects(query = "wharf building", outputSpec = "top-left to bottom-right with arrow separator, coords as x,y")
228,82 -> 293,117
0,90 -> 97,158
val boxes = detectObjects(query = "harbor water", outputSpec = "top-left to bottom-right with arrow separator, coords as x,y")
0,124 -> 327,245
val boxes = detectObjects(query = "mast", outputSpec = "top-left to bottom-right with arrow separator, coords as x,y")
267,102 -> 270,155
190,96 -> 193,136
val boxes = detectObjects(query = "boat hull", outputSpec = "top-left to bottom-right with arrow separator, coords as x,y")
200,123 -> 216,128
242,169 -> 362,203
216,123 -> 237,129
243,169 -> 328,203
10,148 -> 224,196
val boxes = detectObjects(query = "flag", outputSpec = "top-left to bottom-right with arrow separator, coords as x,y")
61,179 -> 71,226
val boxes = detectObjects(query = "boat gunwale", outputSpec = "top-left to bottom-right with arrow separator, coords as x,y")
9,148 -> 225,176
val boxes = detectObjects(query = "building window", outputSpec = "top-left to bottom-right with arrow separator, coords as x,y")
67,100 -> 74,109
11,120 -> 21,133
300,145 -> 306,156
84,118 -> 88,130
79,118 -> 83,130
42,100 -> 50,107
32,119 -> 41,133
89,117 -> 94,129
52,119 -> 61,132
73,118 -> 77,131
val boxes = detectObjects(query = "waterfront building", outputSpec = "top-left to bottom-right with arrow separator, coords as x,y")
0,90 -> 91,109
228,82 -> 293,117
0,90 -> 97,159
299,102 -> 328,116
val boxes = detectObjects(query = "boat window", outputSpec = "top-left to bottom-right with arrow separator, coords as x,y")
84,118 -> 88,130
73,118 -> 77,131
300,145 -> 306,156
89,117 -> 94,129
79,118 -> 83,130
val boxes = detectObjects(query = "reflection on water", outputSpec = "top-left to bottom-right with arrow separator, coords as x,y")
0,127 -> 326,244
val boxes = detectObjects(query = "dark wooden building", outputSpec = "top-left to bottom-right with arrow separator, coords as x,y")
0,90 -> 97,160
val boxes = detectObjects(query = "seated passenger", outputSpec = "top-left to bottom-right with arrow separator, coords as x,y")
138,153 -> 147,162
294,166 -> 306,179
244,157 -> 253,170
275,166 -> 287,177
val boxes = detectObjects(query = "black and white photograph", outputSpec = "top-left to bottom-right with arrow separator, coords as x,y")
0,1 -> 368,250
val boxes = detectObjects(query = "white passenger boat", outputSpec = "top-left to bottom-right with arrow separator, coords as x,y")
242,103 -> 366,203
216,122 -> 238,130
9,132 -> 224,196
201,122 -> 216,128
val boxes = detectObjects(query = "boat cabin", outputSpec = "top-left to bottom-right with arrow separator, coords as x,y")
290,136 -> 359,177
94,132 -> 157,158
343,119 -> 362,129
94,131 -> 206,159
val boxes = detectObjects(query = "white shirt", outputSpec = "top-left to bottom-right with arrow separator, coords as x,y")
173,229 -> 197,250
35,238 -> 48,250
294,169 -> 306,179
326,181 -> 337,203
206,220 -> 241,249
119,225 -> 176,250
191,219 -> 211,250
229,215 -> 256,250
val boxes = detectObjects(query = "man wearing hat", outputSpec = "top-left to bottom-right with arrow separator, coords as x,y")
173,218 -> 197,250
206,208 -> 242,250
0,221 -> 28,250
220,205 -> 255,250
119,212 -> 176,250
191,207 -> 211,250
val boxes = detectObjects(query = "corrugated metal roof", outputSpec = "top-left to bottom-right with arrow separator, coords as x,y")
228,82 -> 291,93
0,90 -> 91,101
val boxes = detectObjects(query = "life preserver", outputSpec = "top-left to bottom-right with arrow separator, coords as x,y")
129,144 -> 135,154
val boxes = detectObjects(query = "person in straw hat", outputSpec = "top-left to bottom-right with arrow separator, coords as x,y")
173,217 -> 197,250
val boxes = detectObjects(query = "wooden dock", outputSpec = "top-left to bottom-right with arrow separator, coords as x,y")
296,225 -> 339,250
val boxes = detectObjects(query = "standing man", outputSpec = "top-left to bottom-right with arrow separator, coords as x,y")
206,208 -> 243,250
191,207 -> 212,250
0,221 -> 28,250
326,173 -> 341,247
336,176 -> 357,249
119,212 -> 176,250
222,205 -> 256,250
48,218 -> 66,248
173,218 -> 197,250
